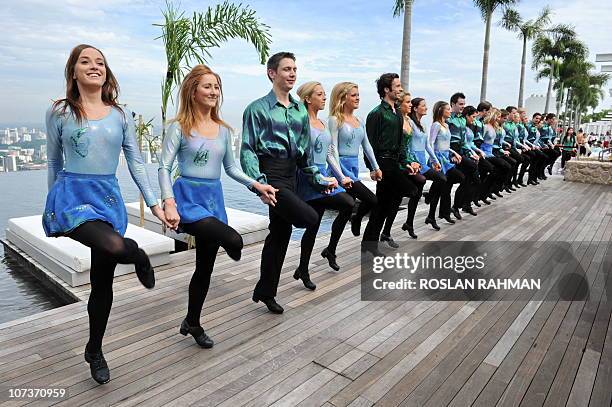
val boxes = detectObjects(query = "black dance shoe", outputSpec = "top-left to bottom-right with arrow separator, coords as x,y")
350,216 -> 361,236
528,180 -> 538,186
547,165 -> 553,175
401,223 -> 418,239
293,267 -> 316,290
135,249 -> 155,289
321,248 -> 340,271
440,215 -> 456,224
451,207 -> 462,220
504,187 -> 513,194
482,198 -> 492,205
488,194 -> 497,200
361,242 -> 384,257
423,192 -> 431,205
517,182 -> 527,187
380,233 -> 400,248
473,200 -> 481,207
84,345 -> 110,384
493,191 -> 503,198
180,319 -> 214,348
252,293 -> 284,314
425,217 -> 441,230
462,207 -> 477,216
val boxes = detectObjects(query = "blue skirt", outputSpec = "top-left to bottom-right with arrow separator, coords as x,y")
43,171 -> 127,237
173,176 -> 227,225
434,150 -> 455,174
296,163 -> 345,202
481,143 -> 493,158
339,156 -> 360,181
413,150 -> 431,174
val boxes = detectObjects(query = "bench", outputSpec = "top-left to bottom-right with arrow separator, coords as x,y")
5,216 -> 174,287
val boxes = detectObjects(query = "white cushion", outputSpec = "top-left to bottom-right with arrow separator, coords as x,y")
7,215 -> 173,273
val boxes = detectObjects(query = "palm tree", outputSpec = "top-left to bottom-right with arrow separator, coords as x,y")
473,0 -> 518,102
500,6 -> 551,107
570,71 -> 609,128
393,0 -> 415,90
531,24 -> 586,113
154,1 -> 271,140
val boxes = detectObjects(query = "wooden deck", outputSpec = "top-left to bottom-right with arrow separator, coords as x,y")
0,175 -> 610,407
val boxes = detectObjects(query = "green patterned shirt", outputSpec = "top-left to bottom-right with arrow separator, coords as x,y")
240,90 -> 324,187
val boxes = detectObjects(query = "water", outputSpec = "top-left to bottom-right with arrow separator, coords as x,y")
0,162 -> 347,324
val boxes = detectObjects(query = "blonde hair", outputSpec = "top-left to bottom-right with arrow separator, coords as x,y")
296,81 -> 322,108
174,64 -> 230,136
329,82 -> 358,126
483,108 -> 501,130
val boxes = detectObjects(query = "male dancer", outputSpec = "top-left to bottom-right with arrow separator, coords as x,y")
539,113 -> 561,175
525,112 -> 548,181
473,101 -> 491,149
241,52 -> 336,314
361,73 -> 418,255
447,92 -> 479,217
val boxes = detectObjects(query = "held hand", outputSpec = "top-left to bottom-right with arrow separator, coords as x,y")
471,154 -> 479,161
322,176 -> 338,194
503,150 -> 510,156
410,162 -> 421,172
341,177 -> 353,189
433,162 -> 442,172
405,164 -> 415,175
254,183 -> 278,207
373,169 -> 383,181
153,204 -> 176,230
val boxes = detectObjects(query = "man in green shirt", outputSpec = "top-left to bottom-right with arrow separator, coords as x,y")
361,73 -> 420,255
241,52 -> 336,314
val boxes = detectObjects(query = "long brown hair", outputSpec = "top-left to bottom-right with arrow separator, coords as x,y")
432,101 -> 449,125
52,44 -> 121,123
174,64 -> 230,136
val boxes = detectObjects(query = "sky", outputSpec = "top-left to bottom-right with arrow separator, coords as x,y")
1,0 -> 611,129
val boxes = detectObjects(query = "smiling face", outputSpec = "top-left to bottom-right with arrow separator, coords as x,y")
416,99 -> 427,116
452,97 -> 465,114
345,86 -> 360,110
307,84 -> 326,111
193,73 -> 221,110
399,94 -> 412,116
533,115 -> 542,125
73,47 -> 106,88
466,111 -> 478,125
385,78 -> 402,102
268,57 -> 297,92
442,104 -> 451,119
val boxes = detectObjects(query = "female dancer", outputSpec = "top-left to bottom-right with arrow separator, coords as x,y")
463,105 -> 494,206
497,110 -> 517,193
380,91 -> 427,243
44,44 -> 168,384
294,81 -> 354,289
160,65 -> 277,347
560,127 -> 577,170
328,82 -> 381,238
429,101 -> 465,224
482,108 -> 512,198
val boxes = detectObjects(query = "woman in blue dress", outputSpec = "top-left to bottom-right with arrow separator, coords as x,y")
44,44 -> 169,384
160,65 -> 277,348
463,105 -> 495,206
328,82 -> 381,238
429,101 -> 465,224
294,82 -> 354,289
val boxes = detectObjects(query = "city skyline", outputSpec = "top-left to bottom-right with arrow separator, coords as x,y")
1,0 -> 611,129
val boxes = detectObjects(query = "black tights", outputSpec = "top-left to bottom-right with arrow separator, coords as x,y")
68,220 -> 147,353
382,171 -> 430,236
440,167 -> 464,217
347,180 -> 378,222
181,217 -> 243,326
298,192 -> 354,271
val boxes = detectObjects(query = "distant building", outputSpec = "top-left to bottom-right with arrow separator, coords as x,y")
6,155 -> 17,171
524,94 -> 556,115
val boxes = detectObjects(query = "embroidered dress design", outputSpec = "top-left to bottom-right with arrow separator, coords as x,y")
193,144 -> 210,167
70,127 -> 90,158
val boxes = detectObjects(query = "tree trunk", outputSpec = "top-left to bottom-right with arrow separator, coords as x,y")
400,0 -> 413,90
564,88 -> 571,132
544,72 -> 553,114
138,115 -> 145,227
480,12 -> 492,102
518,36 -> 527,107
